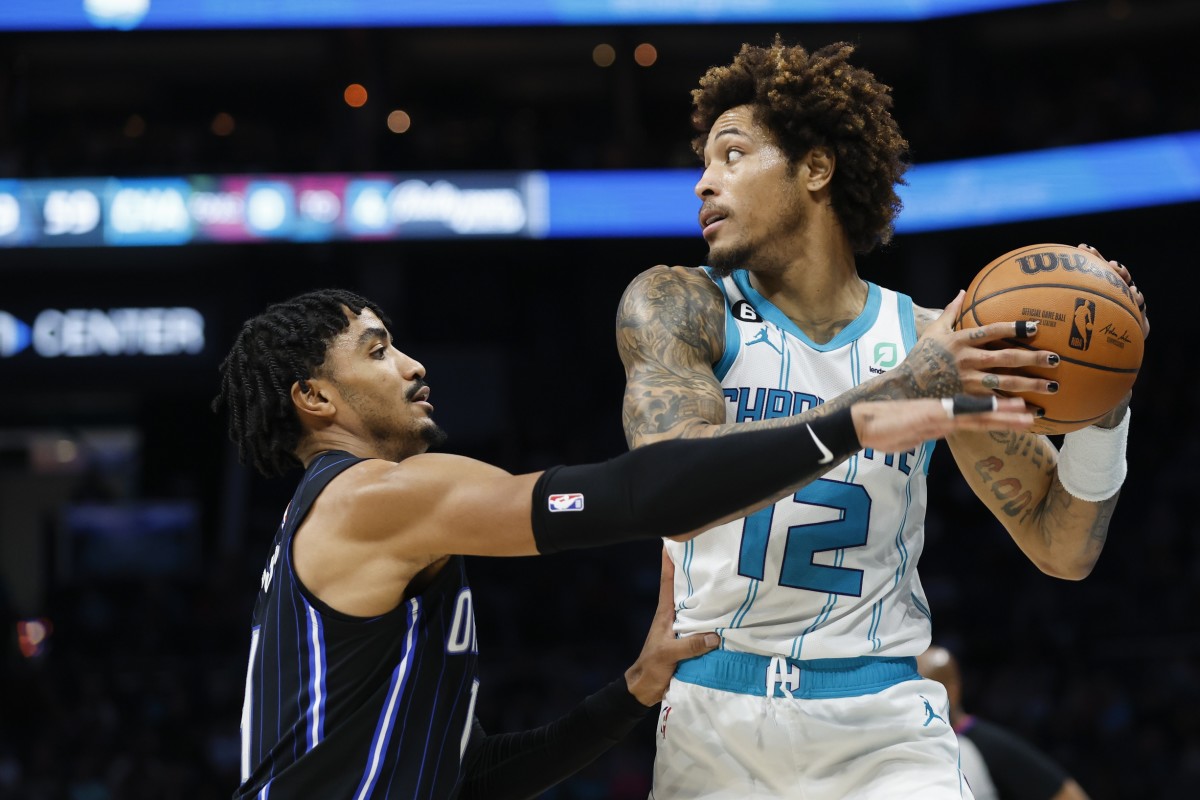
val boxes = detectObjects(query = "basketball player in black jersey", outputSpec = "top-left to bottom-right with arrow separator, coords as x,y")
213,288 -> 1034,799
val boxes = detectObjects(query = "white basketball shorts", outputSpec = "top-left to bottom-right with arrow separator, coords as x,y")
650,650 -> 973,800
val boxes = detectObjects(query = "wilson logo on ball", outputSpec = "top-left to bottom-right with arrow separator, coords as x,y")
1016,250 -> 1134,302
1069,298 -> 1095,351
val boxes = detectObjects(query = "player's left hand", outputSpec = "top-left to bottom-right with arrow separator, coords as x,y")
1076,244 -> 1144,430
1078,243 -> 1150,340
624,548 -> 718,707
851,395 -> 1034,453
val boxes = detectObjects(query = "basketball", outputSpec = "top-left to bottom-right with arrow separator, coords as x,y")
955,243 -> 1144,435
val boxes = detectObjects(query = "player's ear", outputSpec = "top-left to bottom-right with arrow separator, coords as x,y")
291,377 -> 336,421
803,147 -> 835,192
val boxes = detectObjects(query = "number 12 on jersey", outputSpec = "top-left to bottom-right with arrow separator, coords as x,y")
738,479 -> 871,596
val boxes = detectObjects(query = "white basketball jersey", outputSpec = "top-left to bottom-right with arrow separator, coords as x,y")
666,269 -> 935,660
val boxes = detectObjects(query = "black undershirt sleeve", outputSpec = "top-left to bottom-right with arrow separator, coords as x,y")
457,678 -> 650,800
966,718 -> 1071,800
531,405 -> 860,554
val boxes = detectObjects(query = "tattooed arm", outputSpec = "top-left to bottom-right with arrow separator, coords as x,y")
944,244 -> 1145,579
617,274 -> 1047,445
616,266 -> 900,447
923,296 -> 1124,579
615,270 -> 1045,524
615,266 -> 889,522
945,401 -> 1126,580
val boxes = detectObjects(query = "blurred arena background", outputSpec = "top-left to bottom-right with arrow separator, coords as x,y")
0,1 -> 1197,797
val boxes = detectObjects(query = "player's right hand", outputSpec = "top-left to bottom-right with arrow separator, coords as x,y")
624,548 -> 719,707
903,290 -> 1059,398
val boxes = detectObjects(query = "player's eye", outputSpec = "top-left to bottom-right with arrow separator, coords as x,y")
726,147 -> 743,162
371,347 -> 386,359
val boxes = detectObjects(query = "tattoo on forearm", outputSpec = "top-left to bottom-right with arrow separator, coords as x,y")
987,430 -> 1053,471
1087,493 -> 1118,546
1037,475 -> 1117,561
972,455 -> 1036,521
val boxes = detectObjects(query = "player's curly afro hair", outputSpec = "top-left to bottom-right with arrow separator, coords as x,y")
212,289 -> 391,478
691,38 -> 910,253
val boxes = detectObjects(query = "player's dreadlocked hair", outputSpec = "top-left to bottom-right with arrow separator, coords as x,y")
691,38 -> 910,253
212,289 -> 391,478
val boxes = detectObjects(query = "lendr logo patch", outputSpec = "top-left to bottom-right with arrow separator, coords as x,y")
548,493 -> 585,512
0,312 -> 31,357
873,341 -> 898,368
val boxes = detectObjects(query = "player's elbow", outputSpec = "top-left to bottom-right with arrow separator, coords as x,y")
629,419 -> 717,449
1034,553 -> 1098,581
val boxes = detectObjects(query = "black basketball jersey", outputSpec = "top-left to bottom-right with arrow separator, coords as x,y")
235,451 -> 480,799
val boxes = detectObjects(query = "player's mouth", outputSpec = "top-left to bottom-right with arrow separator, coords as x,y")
409,384 -> 434,412
699,206 -> 728,239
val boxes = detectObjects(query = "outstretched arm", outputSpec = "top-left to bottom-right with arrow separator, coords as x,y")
618,267 -> 1053,445
616,265 -> 1050,518
340,395 -> 1033,564
456,548 -> 716,800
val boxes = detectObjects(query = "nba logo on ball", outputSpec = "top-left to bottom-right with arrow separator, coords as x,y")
548,493 -> 584,512
1069,298 -> 1095,351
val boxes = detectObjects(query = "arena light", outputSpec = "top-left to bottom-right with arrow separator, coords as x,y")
0,0 -> 1074,31
0,131 -> 1195,247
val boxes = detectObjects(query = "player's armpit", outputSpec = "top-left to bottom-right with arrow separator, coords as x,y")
616,265 -> 728,447
1054,778 -> 1092,800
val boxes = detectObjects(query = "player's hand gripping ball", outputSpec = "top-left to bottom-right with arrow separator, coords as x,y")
954,243 -> 1144,435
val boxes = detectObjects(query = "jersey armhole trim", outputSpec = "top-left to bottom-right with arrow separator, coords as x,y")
704,267 -> 741,381
897,292 -> 919,351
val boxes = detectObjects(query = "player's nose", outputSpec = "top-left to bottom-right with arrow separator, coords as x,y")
694,166 -> 719,199
398,352 -> 425,380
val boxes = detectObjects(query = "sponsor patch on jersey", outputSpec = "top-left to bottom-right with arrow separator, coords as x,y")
548,493 -> 585,512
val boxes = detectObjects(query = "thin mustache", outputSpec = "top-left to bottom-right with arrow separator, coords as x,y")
406,380 -> 429,402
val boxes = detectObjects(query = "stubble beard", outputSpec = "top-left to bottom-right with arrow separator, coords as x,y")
705,180 -> 808,278
707,241 -> 756,278
419,422 -> 448,450
337,381 -> 448,461
373,416 -> 448,461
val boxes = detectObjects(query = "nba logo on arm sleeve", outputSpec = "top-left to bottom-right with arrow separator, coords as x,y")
548,493 -> 584,512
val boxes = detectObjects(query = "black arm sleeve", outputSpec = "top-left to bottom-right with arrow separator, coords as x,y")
531,405 -> 859,553
457,678 -> 651,800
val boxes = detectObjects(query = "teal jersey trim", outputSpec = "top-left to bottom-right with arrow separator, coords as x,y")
897,292 -> 919,351
731,271 -> 882,352
704,267 -> 741,381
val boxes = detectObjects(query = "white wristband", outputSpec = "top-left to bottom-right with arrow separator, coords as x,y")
1056,408 -> 1131,502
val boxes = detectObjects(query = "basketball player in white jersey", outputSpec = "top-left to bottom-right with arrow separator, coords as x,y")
616,40 -> 1150,799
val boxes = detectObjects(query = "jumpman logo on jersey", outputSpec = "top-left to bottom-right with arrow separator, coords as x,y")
920,696 -> 945,727
747,326 -> 782,354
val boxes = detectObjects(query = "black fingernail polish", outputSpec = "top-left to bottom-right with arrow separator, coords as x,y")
1047,382 -> 1059,393
1034,407 -> 1045,418
1047,353 -> 1060,366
